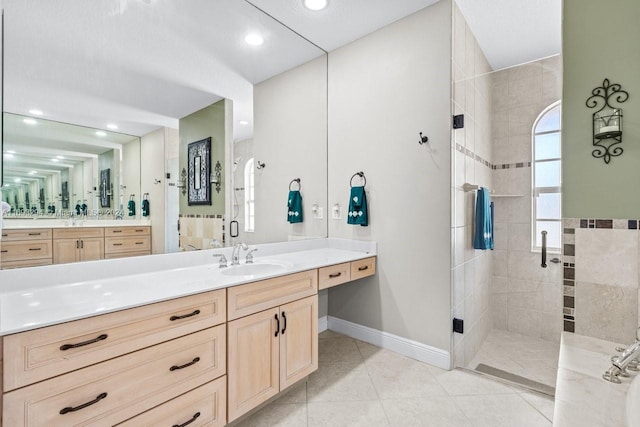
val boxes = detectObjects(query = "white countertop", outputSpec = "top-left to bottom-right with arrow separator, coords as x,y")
554,332 -> 637,427
0,238 -> 376,336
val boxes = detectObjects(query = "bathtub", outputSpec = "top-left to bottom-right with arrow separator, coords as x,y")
628,374 -> 640,427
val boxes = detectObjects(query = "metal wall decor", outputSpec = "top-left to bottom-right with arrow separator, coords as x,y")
212,160 -> 222,194
187,137 -> 211,205
586,78 -> 629,164
99,169 -> 111,208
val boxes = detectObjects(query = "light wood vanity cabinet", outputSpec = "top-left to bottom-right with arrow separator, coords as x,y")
53,228 -> 105,264
0,229 -> 53,270
227,270 -> 319,422
104,226 -> 151,259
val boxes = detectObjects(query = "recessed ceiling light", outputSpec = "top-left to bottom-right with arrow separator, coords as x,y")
239,120 -> 249,125
23,118 -> 37,125
7,150 -> 16,154
245,33 -> 264,46
29,171 -> 37,175
56,155 -> 64,159
303,0 -> 328,11
3,153 -> 13,159
107,124 -> 118,130
51,158 -> 59,162
95,130 -> 107,137
28,109 -> 43,116
14,178 -> 21,183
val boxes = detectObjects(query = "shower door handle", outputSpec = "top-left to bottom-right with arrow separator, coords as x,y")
541,231 -> 547,268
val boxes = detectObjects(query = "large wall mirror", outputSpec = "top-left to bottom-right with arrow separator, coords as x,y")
0,0 -> 328,266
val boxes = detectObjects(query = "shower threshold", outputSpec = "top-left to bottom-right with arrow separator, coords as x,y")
473,363 -> 555,396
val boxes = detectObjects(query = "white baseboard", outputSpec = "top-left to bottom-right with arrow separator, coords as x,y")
318,315 -> 328,333
327,316 -> 451,370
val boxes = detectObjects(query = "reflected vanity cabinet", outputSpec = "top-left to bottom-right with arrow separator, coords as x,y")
53,227 -> 104,264
0,229 -> 53,270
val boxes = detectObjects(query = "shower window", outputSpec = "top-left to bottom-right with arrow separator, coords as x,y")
244,158 -> 255,232
533,102 -> 562,252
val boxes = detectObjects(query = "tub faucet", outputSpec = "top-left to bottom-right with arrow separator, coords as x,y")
231,243 -> 248,266
603,340 -> 640,383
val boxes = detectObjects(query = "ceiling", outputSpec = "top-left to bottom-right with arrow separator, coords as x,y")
2,0 -> 561,140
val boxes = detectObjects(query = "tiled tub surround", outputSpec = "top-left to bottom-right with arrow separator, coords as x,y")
451,3 -> 494,368
562,218 -> 640,344
554,332 -> 636,427
179,214 -> 225,249
0,238 -> 375,335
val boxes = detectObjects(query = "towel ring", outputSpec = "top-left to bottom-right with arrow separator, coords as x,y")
289,178 -> 301,191
350,171 -> 366,188
129,194 -> 135,201
143,193 -> 149,200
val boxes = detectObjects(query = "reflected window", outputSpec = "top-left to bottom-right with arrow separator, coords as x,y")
244,158 -> 255,232
533,102 -> 561,251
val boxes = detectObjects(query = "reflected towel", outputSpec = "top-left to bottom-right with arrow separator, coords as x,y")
347,186 -> 368,226
127,200 -> 136,217
287,190 -> 303,223
75,203 -> 82,215
473,187 -> 494,250
142,199 -> 150,217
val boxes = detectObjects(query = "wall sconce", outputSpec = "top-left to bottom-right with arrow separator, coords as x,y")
586,78 -> 629,164
210,161 -> 222,193
176,167 -> 187,195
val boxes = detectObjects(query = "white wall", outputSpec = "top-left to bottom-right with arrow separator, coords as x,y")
327,0 -> 453,354
122,138 -> 141,217
253,55 -> 328,245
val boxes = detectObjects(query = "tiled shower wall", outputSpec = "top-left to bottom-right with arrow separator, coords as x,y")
563,219 -> 639,344
451,4 -> 494,367
489,57 -> 564,342
178,215 -> 225,250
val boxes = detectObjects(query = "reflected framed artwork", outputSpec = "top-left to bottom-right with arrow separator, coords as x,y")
100,169 -> 110,208
188,137 -> 211,205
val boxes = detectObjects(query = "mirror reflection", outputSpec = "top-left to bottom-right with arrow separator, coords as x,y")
2,113 -> 140,218
0,0 -> 328,268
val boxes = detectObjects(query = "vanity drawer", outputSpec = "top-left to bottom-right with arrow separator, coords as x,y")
105,250 -> 150,260
1,228 -> 52,241
117,376 -> 226,427
318,263 -> 351,290
3,326 -> 226,427
0,240 -> 52,262
4,289 -> 226,391
53,227 -> 104,239
105,226 -> 150,237
105,236 -> 151,254
227,270 -> 318,320
350,257 -> 376,281
1,259 -> 53,270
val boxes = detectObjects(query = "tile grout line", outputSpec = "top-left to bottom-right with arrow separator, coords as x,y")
354,340 -> 393,427
515,391 -> 554,423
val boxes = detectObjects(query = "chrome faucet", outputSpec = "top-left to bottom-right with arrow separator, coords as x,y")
212,253 -> 228,268
603,339 -> 640,383
231,243 -> 249,266
245,248 -> 258,263
183,244 -> 199,251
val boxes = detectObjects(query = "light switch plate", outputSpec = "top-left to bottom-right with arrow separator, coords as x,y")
313,207 -> 324,220
332,205 -> 342,220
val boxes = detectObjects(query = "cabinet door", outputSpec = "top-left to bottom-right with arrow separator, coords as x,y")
53,239 -> 79,264
227,308 -> 279,422
279,296 -> 318,390
80,237 -> 104,262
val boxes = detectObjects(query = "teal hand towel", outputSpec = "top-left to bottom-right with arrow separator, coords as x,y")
141,199 -> 150,217
348,186 -> 368,226
127,200 -> 136,217
473,187 -> 494,250
287,190 -> 303,223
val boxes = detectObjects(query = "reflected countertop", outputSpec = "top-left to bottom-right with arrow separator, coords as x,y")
0,238 -> 376,336
554,332 -> 636,426
2,219 -> 152,229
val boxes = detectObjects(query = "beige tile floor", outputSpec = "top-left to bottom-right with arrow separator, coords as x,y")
233,330 -> 554,427
466,329 -> 561,389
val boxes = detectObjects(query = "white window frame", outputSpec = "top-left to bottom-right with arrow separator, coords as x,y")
244,158 -> 255,232
532,101 -> 562,253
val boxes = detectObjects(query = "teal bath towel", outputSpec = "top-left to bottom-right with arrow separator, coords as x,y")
473,187 -> 493,250
287,190 -> 303,223
141,199 -> 150,217
347,186 -> 368,226
127,200 -> 136,217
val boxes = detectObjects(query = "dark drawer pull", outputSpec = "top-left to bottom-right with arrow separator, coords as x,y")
329,272 -> 342,278
1,233 -> 7,237
135,241 -> 144,245
29,248 -> 42,251
112,230 -> 122,233
170,309 -> 200,321
358,265 -> 369,271
1,250 -> 7,253
60,392 -> 107,414
275,313 -> 280,337
281,311 -> 287,335
135,229 -> 144,232
173,412 -> 200,427
28,232 -> 42,236
60,334 -> 108,351
170,357 -> 200,371
113,243 -> 123,246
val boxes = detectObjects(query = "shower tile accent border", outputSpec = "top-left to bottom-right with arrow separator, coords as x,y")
454,142 -> 531,171
562,217 -> 640,334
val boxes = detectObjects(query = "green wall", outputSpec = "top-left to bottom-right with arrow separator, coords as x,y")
178,100 -> 226,215
563,0 -> 640,218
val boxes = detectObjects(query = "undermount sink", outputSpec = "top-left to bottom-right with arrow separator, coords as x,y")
222,262 -> 287,277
